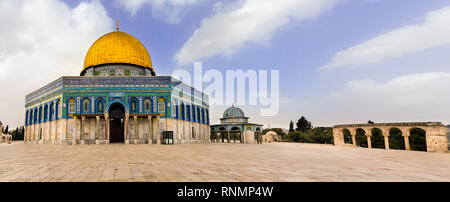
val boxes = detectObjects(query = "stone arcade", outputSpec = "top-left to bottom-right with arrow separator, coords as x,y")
24,26 -> 210,145
333,122 -> 448,153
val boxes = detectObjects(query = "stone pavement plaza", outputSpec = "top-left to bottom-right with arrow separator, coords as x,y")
0,142 -> 449,182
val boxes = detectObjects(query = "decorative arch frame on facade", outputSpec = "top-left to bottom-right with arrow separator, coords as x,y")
107,99 -> 128,114
129,97 -> 139,114
157,97 -> 167,115
81,97 -> 91,114
67,98 -> 76,115
95,97 -> 106,114
143,97 -> 153,113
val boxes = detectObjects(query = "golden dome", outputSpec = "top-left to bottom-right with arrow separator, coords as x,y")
82,31 -> 152,73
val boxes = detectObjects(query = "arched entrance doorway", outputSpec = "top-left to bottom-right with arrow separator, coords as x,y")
109,103 -> 125,143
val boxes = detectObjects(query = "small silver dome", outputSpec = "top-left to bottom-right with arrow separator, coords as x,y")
223,105 -> 245,118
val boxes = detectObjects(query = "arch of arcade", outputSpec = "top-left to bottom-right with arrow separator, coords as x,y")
333,122 -> 448,153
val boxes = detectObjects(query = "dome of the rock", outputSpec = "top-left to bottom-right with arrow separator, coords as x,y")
82,31 -> 152,74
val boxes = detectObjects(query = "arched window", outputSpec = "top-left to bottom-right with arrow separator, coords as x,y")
199,108 -> 202,123
144,98 -> 152,113
33,108 -> 37,124
82,98 -> 90,113
201,108 -> 205,124
177,103 -> 181,118
197,107 -> 200,123
186,104 -> 191,121
158,97 -> 166,114
206,109 -> 209,124
95,98 -> 105,113
129,97 -> 138,113
55,100 -> 60,120
68,98 -> 76,114
29,110 -> 33,125
25,111 -> 29,126
38,106 -> 42,123
50,102 -> 54,121
180,103 -> 185,120
192,105 -> 196,122
44,104 -> 48,122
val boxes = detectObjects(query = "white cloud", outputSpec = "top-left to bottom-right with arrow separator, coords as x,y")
0,0 -> 113,128
115,0 -> 202,24
175,0 -> 341,66
322,6 -> 450,69
309,72 -> 450,125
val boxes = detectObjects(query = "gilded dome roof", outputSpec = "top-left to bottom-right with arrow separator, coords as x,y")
223,105 -> 245,118
82,31 -> 152,73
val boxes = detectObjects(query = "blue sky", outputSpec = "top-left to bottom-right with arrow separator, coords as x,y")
1,0 -> 450,129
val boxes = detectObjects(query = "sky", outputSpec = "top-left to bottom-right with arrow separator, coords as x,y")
1,0 -> 450,129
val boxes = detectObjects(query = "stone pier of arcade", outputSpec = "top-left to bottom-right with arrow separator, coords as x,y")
333,122 -> 448,153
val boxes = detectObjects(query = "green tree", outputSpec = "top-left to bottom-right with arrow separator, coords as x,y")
310,127 -> 334,144
288,131 -> 303,142
295,116 -> 312,132
289,121 -> 294,132
4,125 -> 8,134
287,127 -> 333,144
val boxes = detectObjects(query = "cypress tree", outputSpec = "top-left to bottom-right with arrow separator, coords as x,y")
289,121 -> 294,132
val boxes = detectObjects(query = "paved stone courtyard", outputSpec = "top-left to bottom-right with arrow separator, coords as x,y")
0,141 -> 449,182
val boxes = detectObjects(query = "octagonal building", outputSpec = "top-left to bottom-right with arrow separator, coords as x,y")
24,28 -> 210,144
